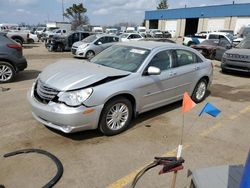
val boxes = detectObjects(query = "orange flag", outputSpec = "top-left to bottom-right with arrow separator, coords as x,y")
182,92 -> 196,113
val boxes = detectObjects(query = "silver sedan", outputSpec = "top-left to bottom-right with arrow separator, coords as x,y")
27,41 -> 213,135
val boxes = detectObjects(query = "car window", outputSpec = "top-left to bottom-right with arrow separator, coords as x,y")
148,50 -> 172,71
73,33 -> 80,42
208,34 -> 219,40
219,38 -> 230,48
63,30 -> 66,33
56,30 -> 61,33
80,33 -> 90,40
95,37 -> 106,44
107,37 -> 119,42
133,34 -> 141,39
175,50 -> 197,67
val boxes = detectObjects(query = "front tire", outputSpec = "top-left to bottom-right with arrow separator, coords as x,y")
0,62 -> 15,83
86,50 -> 95,60
191,79 -> 208,103
99,97 -> 133,136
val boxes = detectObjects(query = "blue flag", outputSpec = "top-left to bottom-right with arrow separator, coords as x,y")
199,103 -> 221,117
240,150 -> 250,188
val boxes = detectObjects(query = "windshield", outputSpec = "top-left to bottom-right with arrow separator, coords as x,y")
200,40 -> 218,46
91,45 -> 150,72
82,35 -> 97,43
226,34 -> 234,41
236,39 -> 250,49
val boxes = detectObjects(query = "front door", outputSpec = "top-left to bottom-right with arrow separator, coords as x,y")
138,50 -> 179,112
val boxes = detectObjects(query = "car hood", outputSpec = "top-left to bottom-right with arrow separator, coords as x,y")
226,48 -> 250,55
193,44 -> 216,50
39,59 -> 130,91
73,41 -> 89,48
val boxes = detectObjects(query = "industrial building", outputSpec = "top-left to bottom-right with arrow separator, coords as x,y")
145,3 -> 250,37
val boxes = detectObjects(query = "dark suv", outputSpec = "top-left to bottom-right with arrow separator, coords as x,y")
0,32 -> 27,83
47,31 -> 93,52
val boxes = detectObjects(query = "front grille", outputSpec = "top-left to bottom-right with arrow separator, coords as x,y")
34,80 -> 59,104
226,53 -> 250,62
71,48 -> 76,55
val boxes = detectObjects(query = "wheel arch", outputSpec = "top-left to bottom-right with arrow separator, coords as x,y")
0,58 -> 17,72
103,93 -> 137,118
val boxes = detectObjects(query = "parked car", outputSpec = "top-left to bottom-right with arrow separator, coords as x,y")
28,33 -> 39,43
6,31 -> 30,45
106,28 -> 118,35
47,31 -> 92,52
142,38 -> 175,43
120,33 -> 143,42
162,31 -> 172,38
191,39 -> 232,60
71,34 -> 119,59
221,38 -> 250,73
195,31 -> 211,37
27,41 -> 213,135
0,32 -> 27,83
234,26 -> 250,45
149,29 -> 163,38
183,32 -> 233,46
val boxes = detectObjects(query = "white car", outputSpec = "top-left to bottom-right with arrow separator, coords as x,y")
28,33 -> 39,43
120,33 -> 143,42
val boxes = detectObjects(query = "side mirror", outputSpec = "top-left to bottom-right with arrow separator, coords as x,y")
97,41 -> 102,45
147,66 -> 161,75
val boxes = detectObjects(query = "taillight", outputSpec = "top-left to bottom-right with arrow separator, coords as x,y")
7,44 -> 22,51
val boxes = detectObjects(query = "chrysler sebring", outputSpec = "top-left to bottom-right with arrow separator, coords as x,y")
27,41 -> 213,135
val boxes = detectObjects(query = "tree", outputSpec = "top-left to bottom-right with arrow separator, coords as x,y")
157,0 -> 169,9
64,3 -> 89,30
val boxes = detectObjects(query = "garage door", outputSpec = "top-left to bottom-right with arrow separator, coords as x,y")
207,18 -> 225,32
235,18 -> 250,34
165,20 -> 177,38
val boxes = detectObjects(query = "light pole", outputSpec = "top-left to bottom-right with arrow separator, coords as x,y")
62,0 -> 65,21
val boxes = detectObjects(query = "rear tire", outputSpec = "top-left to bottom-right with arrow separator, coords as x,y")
57,44 -> 64,52
191,79 -> 208,103
99,97 -> 133,136
0,62 -> 15,83
209,51 -> 215,60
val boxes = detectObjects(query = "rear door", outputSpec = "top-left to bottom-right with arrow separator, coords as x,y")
170,49 -> 202,98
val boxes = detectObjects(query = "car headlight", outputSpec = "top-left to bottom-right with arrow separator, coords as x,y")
58,88 -> 93,107
78,44 -> 89,50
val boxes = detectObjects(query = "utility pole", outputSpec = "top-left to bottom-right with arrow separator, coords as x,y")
62,0 -> 65,21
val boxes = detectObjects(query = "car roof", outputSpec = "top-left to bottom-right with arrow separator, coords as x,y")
95,34 -> 119,38
117,41 -> 188,50
209,32 -> 230,35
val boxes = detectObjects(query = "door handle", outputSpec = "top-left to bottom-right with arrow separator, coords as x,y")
195,66 -> 200,70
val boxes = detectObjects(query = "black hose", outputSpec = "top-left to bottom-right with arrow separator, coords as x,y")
131,161 -> 159,188
3,149 -> 63,188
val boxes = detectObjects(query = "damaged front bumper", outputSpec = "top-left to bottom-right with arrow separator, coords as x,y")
27,89 -> 103,133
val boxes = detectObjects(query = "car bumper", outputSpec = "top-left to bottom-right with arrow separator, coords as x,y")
71,48 -> 86,58
15,57 -> 27,71
27,88 -> 103,133
221,59 -> 250,72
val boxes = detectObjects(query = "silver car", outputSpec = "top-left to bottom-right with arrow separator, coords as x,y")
71,34 -> 119,59
27,42 -> 213,135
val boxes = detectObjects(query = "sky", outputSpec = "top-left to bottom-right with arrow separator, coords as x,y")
0,0 -> 250,26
